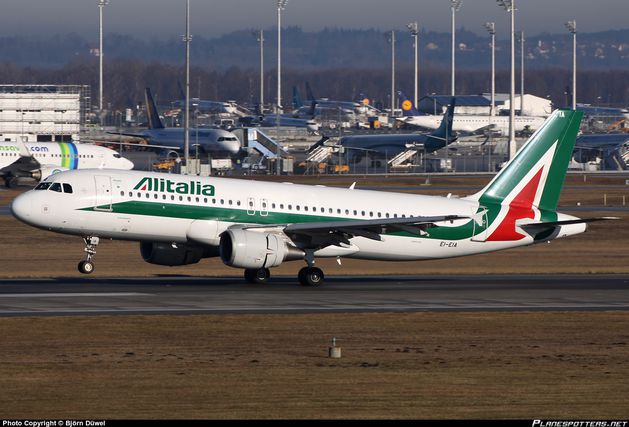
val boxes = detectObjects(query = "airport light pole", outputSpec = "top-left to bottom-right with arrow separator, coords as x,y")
407,22 -> 419,110
182,0 -> 192,170
450,0 -> 462,97
565,20 -> 577,110
97,0 -> 108,128
518,30 -> 525,115
483,22 -> 496,117
498,0 -> 517,160
387,30 -> 396,118
254,29 -> 264,113
276,0 -> 288,175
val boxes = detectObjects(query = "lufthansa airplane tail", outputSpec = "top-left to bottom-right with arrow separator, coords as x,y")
398,91 -> 421,117
145,88 -> 165,130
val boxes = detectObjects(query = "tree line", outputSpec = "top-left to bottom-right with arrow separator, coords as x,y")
0,59 -> 626,112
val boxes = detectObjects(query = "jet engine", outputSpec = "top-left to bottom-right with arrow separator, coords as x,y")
219,229 -> 303,269
140,241 -> 218,266
32,166 -> 68,181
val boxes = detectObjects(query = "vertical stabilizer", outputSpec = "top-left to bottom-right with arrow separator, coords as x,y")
292,86 -> 304,109
471,109 -> 583,213
305,82 -> 316,102
398,91 -> 421,117
145,88 -> 165,130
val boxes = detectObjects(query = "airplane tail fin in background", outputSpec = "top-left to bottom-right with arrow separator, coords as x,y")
145,88 -> 165,130
398,91 -> 421,117
305,82 -> 316,102
470,109 -> 583,213
177,80 -> 185,100
292,86 -> 304,109
431,97 -> 455,140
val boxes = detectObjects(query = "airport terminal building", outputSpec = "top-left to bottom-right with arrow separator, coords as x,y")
0,84 -> 90,143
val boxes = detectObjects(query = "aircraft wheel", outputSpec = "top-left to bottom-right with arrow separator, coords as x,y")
5,177 -> 18,189
244,268 -> 270,284
78,260 -> 95,275
298,267 -> 325,287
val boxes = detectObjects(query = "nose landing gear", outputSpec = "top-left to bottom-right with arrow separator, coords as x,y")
78,236 -> 99,274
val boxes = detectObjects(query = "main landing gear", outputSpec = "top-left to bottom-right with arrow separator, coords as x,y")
244,268 -> 271,284
297,251 -> 325,287
298,266 -> 324,287
242,252 -> 326,286
78,236 -> 99,274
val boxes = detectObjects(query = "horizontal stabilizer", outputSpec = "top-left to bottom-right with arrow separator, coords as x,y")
520,216 -> 619,235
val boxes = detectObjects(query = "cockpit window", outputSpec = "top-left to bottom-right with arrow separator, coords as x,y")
113,154 -> 121,158
49,182 -> 62,193
35,182 -> 52,190
62,183 -> 73,194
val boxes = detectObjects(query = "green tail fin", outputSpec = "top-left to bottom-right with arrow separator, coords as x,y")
471,109 -> 583,212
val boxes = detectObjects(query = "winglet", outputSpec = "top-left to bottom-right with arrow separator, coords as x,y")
15,138 -> 31,157
349,182 -> 356,190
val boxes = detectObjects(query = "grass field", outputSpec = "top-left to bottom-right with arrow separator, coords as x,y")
0,173 -> 628,419
1,312 -> 628,419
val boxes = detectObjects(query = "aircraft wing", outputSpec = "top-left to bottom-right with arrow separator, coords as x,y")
243,215 -> 468,250
0,154 -> 40,176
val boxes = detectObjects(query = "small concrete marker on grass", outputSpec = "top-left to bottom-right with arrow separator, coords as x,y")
328,337 -> 341,359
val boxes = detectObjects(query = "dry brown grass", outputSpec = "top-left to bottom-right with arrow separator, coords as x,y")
1,312 -> 628,419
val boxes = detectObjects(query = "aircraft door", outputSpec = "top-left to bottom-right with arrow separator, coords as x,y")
246,197 -> 256,215
94,175 -> 113,211
260,198 -> 269,217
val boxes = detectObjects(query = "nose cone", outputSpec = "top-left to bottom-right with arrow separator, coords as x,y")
121,157 -> 134,170
225,139 -> 241,155
11,193 -> 32,224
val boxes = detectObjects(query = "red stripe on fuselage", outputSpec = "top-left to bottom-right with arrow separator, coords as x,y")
486,168 -> 543,241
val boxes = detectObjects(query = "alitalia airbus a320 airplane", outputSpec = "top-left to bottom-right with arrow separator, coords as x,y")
11,109 -> 614,286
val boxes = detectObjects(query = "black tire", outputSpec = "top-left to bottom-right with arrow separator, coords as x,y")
78,260 -> 95,274
5,177 -> 18,189
298,267 -> 325,287
244,268 -> 270,284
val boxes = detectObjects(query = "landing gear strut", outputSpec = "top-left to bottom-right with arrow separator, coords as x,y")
78,236 -> 99,274
244,268 -> 271,284
298,251 -> 325,286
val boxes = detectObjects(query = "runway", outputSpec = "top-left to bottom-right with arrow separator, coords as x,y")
0,274 -> 628,316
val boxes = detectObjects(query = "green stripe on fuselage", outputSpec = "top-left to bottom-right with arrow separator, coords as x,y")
80,200 -> 478,241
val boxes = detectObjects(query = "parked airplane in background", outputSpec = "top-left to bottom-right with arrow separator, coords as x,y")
0,140 -> 133,187
398,96 -> 546,136
304,82 -> 375,115
334,98 -> 456,163
114,88 -> 242,157
572,133 -> 629,170
12,109 -> 614,286
172,81 -> 238,115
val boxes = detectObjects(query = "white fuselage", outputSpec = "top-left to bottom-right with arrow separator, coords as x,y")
402,114 -> 546,135
10,169 -> 584,263
0,141 -> 134,174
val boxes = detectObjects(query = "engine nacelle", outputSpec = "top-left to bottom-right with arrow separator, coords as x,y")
219,229 -> 303,269
140,241 -> 218,266
32,166 -> 68,181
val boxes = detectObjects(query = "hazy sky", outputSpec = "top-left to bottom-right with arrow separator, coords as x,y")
2,0 -> 627,39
